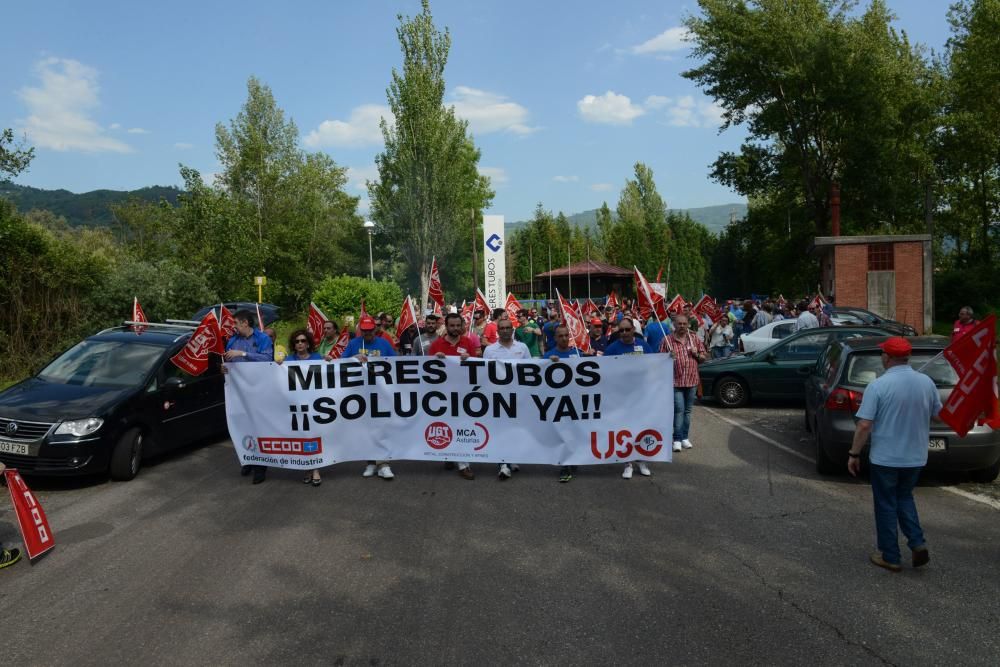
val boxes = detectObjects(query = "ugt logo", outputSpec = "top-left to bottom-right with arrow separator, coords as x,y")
425,422 -> 453,449
485,233 -> 503,252
591,430 -> 663,459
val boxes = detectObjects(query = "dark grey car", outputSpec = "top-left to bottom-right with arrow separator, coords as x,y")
803,336 -> 1000,481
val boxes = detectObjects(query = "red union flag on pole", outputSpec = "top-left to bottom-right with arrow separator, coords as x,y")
132,297 -> 148,334
557,290 -> 589,354
171,310 -> 224,376
397,295 -> 418,336
666,294 -> 686,315
428,256 -> 445,310
475,288 -> 491,318
633,267 -> 668,321
326,330 -> 351,360
219,305 -> 236,339
4,468 -> 56,560
808,294 -> 828,311
940,314 -> 1000,437
460,301 -> 474,332
307,302 -> 329,348
606,290 -> 619,309
504,292 -> 522,322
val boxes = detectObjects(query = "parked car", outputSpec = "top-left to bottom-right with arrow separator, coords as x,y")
699,326 -> 890,408
0,324 -> 227,480
829,307 -> 917,336
804,336 -> 1000,481
738,319 -> 798,353
191,302 -> 281,326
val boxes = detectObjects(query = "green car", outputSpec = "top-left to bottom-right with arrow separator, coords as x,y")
699,326 -> 890,408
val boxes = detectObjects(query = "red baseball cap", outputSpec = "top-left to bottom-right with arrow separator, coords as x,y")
589,317 -> 603,326
878,336 -> 912,357
359,315 -> 377,331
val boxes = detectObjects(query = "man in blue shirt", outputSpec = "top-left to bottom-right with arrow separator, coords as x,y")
604,318 -> 654,356
849,337 -> 942,572
224,309 -> 274,484
547,325 -> 581,360
642,316 -> 669,353
542,310 -> 561,354
344,315 -> 397,480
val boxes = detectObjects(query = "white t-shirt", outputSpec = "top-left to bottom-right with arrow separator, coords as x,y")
483,340 -> 532,359
796,311 -> 820,331
709,323 -> 733,349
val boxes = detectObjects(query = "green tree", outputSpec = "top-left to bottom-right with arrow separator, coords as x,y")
0,129 -> 34,182
369,0 -> 494,304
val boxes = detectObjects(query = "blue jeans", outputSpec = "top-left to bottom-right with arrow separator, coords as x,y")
711,346 -> 729,359
673,386 -> 698,442
870,464 -> 925,564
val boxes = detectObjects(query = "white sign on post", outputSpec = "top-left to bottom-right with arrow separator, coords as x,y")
482,214 -> 506,310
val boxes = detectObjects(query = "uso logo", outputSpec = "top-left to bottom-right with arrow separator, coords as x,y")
425,422 -> 453,449
590,429 -> 663,459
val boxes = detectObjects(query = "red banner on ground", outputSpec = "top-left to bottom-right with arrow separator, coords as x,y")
5,469 -> 55,560
941,314 -> 1000,437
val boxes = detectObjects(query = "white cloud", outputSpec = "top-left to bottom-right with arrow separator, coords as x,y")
658,95 -> 725,128
303,104 -> 392,148
553,175 -> 579,183
126,127 -> 149,134
590,183 -> 614,192
449,86 -> 538,135
357,197 -> 371,214
630,27 -> 691,54
109,123 -> 121,130
644,95 -> 669,110
577,91 -> 646,125
173,142 -> 194,150
17,57 -> 131,153
347,164 -> 379,191
478,166 -> 508,185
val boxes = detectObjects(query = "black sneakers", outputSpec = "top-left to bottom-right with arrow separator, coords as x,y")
0,547 -> 21,570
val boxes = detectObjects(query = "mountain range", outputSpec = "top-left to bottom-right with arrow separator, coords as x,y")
0,182 -> 747,235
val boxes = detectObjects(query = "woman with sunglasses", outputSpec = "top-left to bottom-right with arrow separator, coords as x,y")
281,329 -> 325,486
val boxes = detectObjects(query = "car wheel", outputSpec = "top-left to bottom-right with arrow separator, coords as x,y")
110,427 -> 143,481
714,376 -> 749,408
814,422 -> 839,475
969,459 -> 1000,483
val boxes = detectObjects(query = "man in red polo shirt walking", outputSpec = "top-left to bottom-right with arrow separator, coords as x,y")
660,313 -> 707,453
428,313 -> 479,479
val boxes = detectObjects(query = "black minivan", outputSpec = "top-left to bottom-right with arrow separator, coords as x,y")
0,325 -> 226,480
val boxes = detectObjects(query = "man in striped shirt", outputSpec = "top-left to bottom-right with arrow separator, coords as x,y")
660,314 -> 708,453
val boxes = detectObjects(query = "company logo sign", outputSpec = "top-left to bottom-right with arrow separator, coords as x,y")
5,421 -> 17,435
255,437 -> 323,455
486,233 -> 503,252
424,422 -> 490,450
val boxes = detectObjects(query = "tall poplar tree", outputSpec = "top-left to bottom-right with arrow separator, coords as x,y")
369,0 -> 493,301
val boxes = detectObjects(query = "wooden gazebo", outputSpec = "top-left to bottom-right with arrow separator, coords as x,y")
508,260 -> 633,301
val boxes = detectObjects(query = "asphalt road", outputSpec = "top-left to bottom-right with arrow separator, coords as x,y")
2,403 -> 998,666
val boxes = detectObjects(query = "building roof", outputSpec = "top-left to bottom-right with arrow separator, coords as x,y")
536,259 -> 633,278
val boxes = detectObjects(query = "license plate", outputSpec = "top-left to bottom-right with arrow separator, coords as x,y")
0,439 -> 30,456
928,438 -> 947,451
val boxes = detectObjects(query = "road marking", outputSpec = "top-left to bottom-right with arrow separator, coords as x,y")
938,485 -> 1000,511
704,407 -> 1000,511
703,406 -> 812,463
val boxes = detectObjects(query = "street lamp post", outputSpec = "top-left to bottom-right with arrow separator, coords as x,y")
364,220 -> 375,280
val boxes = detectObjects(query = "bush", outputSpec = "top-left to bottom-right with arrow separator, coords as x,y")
311,275 -> 404,324
933,263 -> 1000,323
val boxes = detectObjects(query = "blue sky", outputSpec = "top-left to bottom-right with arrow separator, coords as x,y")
2,0 -> 954,221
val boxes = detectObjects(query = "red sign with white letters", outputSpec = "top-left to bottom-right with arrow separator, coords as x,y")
5,469 -> 56,560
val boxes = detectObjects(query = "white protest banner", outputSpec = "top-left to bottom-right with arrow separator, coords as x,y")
225,355 -> 674,469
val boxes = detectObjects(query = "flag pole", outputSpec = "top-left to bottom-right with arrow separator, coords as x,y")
635,265 -> 668,341
587,241 -> 592,303
914,349 -> 946,373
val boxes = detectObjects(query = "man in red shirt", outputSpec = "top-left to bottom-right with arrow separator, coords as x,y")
660,314 -> 708,453
952,306 -> 977,341
428,313 -> 479,479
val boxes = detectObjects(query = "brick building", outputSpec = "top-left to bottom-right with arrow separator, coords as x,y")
811,234 -> 933,334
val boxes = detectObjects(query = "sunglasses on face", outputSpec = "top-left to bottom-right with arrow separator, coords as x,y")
294,338 -> 309,344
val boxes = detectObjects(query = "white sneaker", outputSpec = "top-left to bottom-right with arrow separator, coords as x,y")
362,464 -> 377,477
672,441 -> 683,452
637,462 -> 651,476
682,439 -> 693,449
378,465 -> 394,480
622,463 -> 633,479
498,464 -> 512,479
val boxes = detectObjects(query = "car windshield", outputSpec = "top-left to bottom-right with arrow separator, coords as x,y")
845,352 -> 959,388
39,339 -> 164,388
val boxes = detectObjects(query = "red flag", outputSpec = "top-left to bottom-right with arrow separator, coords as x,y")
557,290 -> 590,353
474,288 -> 491,318
397,296 -> 418,336
808,294 -> 828,311
360,299 -> 370,321
428,257 -> 445,309
4,468 -> 55,560
326,330 -> 351,360
633,267 -> 668,321
582,299 -> 600,316
171,310 -> 225,376
940,314 -> 1000,437
666,294 -> 686,315
308,302 -> 329,348
460,301 -> 474,332
606,290 -> 619,309
504,292 -> 522,322
219,305 -> 236,339
433,302 -> 443,316
132,297 -> 148,334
